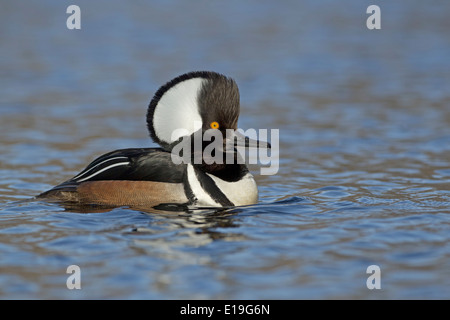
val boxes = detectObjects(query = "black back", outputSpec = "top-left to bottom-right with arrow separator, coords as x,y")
50,148 -> 186,192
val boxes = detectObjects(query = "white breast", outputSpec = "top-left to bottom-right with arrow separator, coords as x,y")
186,164 -> 222,207
186,164 -> 258,207
206,172 -> 258,206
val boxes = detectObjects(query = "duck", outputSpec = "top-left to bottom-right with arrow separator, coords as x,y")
37,71 -> 270,208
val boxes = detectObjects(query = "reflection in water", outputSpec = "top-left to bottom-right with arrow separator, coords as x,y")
39,199 -> 249,244
130,208 -> 247,259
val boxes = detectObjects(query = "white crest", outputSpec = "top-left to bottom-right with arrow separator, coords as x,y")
153,77 -> 205,144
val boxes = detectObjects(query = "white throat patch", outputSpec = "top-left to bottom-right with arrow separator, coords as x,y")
153,77 -> 205,144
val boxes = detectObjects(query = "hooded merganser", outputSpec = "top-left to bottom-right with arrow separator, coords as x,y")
38,71 -> 270,208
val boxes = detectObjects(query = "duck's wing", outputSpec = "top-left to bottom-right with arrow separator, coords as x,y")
39,148 -> 186,195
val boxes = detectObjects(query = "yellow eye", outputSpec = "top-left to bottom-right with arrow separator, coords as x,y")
210,121 -> 219,129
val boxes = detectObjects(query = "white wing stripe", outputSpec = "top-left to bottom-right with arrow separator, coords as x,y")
73,156 -> 129,180
76,162 -> 130,182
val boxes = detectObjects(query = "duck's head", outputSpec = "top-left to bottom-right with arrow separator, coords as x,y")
147,71 -> 269,161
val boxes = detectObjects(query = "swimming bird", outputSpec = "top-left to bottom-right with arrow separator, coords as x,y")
38,71 -> 270,208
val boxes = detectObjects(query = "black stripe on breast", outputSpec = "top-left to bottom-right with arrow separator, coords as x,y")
183,169 -> 197,205
193,167 -> 234,207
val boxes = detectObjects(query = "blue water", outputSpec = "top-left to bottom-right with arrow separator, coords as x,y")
1,0 -> 449,299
